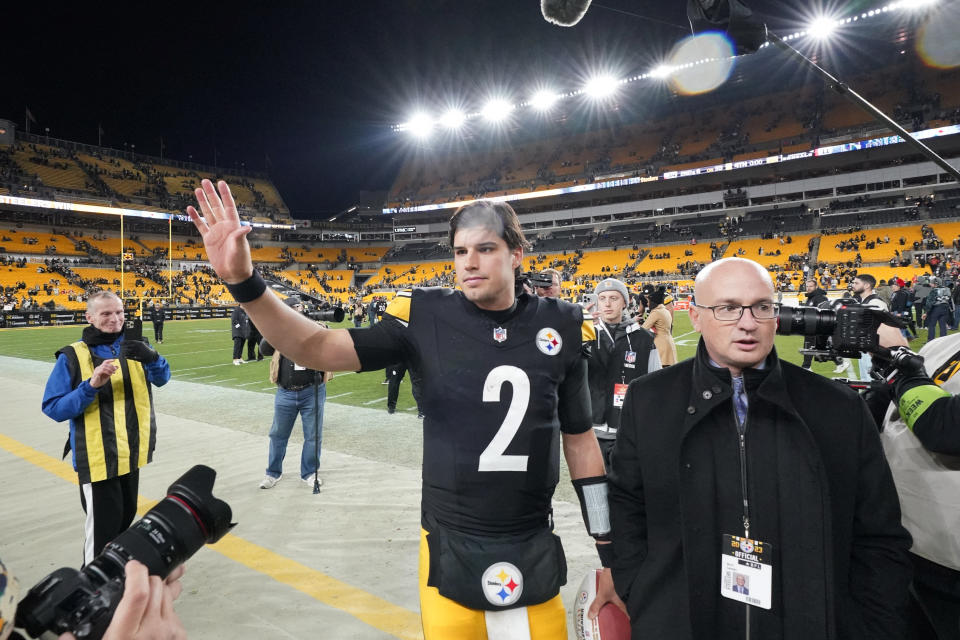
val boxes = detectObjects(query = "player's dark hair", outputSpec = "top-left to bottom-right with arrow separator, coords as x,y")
448,200 -> 530,252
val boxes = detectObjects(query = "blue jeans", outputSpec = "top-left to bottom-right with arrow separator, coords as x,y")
926,306 -> 951,342
265,384 -> 325,479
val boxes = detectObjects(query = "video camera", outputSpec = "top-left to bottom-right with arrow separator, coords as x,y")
15,465 -> 234,639
776,300 -> 919,380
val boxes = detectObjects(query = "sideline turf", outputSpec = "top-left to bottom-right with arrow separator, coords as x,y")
0,313 -> 942,411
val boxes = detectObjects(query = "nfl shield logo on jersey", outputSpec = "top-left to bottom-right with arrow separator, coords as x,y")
536,328 -> 562,356
493,327 -> 508,343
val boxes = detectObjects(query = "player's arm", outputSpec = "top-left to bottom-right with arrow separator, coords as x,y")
558,336 -> 628,619
187,179 -> 360,372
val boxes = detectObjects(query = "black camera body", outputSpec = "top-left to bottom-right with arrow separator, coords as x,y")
776,301 -> 883,359
529,272 -> 555,289
16,465 -> 234,639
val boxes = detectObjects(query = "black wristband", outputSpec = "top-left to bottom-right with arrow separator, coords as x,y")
596,541 -> 614,568
225,271 -> 267,303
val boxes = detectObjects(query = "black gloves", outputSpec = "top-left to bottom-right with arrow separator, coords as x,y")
121,339 -> 160,364
887,347 -> 932,397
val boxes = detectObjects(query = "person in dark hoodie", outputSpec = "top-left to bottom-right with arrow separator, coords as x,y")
587,277 -> 660,465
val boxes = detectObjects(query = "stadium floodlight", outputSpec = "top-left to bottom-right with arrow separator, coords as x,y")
649,64 -> 674,80
807,15 -> 840,40
530,89 -> 560,111
440,109 -> 467,129
481,99 -> 514,122
584,74 -> 618,98
406,112 -> 434,138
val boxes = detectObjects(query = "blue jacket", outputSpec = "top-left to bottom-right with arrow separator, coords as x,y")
42,333 -> 170,477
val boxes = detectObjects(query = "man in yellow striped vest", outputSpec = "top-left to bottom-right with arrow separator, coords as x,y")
42,291 -> 170,565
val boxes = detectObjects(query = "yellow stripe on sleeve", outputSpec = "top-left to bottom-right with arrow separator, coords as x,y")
385,290 -> 413,322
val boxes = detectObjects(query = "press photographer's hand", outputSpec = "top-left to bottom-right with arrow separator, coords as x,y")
57,561 -> 186,640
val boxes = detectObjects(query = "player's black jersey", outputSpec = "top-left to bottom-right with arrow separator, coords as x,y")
350,288 -> 593,535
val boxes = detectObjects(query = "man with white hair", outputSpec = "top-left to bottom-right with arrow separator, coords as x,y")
606,258 -> 911,639
42,290 -> 171,564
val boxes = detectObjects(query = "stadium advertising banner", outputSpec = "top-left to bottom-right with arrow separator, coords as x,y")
0,307 -> 231,328
385,123 -> 960,214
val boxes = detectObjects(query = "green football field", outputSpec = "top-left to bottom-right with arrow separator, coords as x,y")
0,312 -> 942,411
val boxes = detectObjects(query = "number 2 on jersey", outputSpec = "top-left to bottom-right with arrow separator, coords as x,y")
478,365 -> 530,472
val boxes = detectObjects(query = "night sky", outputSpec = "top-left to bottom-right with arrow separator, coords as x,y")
5,1 -> 891,218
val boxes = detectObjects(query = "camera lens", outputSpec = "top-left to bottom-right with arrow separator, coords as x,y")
776,305 -> 836,336
88,465 -> 233,583
16,466 -> 233,639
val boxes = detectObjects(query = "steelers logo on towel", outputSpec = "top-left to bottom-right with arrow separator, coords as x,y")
536,328 -> 562,356
482,562 -> 523,606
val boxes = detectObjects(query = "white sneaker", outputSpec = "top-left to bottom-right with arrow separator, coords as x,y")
259,474 -> 281,489
832,359 -> 851,374
302,475 -> 322,487
233,359 -> 242,366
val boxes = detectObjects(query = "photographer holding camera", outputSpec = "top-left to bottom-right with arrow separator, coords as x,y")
41,291 -> 170,565
258,296 -> 330,490
2,558 -> 186,640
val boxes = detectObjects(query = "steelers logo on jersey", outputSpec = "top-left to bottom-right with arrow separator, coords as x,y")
536,328 -> 563,356
482,562 -> 524,606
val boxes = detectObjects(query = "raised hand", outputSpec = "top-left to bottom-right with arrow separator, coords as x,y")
186,179 -> 254,284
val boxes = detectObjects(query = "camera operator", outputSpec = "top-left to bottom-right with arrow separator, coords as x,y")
258,296 -> 329,490
2,558 -> 186,640
587,278 -> 660,465
870,328 -> 960,639
41,291 -> 170,565
533,268 -> 562,299
843,274 -> 888,380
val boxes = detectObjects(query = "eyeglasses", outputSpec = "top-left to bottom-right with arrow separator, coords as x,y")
695,302 -> 779,321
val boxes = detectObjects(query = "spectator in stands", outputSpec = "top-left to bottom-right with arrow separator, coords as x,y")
231,305 -> 251,365
534,268 -> 563,299
258,297 -> 329,490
